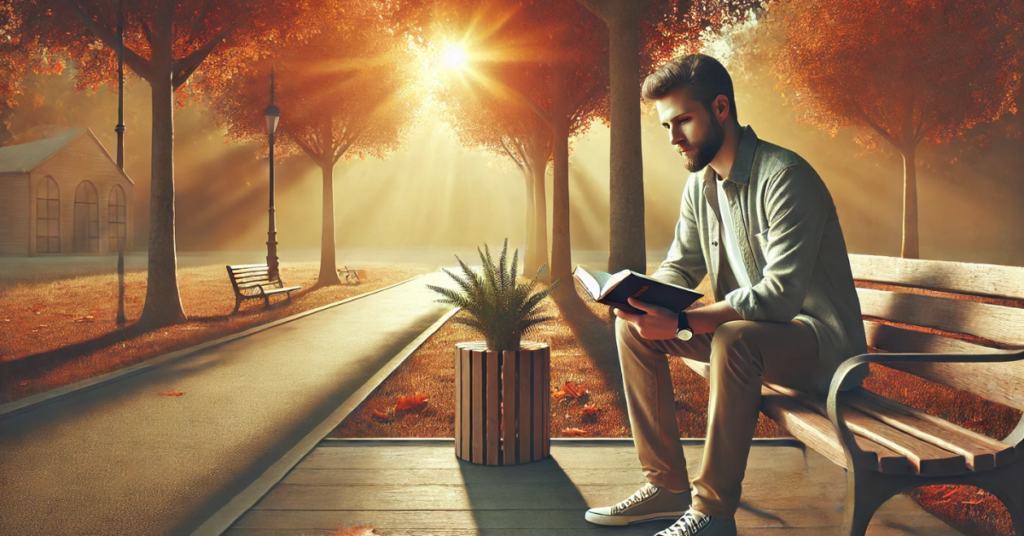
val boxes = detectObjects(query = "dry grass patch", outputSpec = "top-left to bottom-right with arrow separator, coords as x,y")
0,261 -> 434,403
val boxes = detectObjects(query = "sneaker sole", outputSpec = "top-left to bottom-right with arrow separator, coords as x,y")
584,509 -> 690,526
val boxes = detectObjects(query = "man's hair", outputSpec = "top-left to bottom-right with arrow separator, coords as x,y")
641,54 -> 738,121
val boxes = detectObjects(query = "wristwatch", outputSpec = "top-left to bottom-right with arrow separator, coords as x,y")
675,311 -> 693,341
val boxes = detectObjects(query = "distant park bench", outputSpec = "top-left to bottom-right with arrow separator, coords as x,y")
337,265 -> 365,284
683,254 -> 1024,536
226,263 -> 301,313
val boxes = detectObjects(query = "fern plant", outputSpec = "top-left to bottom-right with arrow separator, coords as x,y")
426,237 -> 561,352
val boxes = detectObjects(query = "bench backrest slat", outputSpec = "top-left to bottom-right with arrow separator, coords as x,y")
227,264 -> 282,290
864,322 -> 1024,411
850,254 -> 1024,300
857,288 -> 1024,348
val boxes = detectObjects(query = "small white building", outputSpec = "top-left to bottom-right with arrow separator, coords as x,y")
0,128 -> 134,256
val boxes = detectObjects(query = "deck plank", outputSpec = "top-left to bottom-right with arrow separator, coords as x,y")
232,441 -> 960,535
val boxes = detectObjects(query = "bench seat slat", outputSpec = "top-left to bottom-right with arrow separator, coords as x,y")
769,384 -> 967,476
263,286 -> 300,295
841,389 -> 1015,471
850,254 -> 1024,300
866,322 -> 1024,412
227,263 -> 268,270
857,288 -> 1024,347
759,386 -> 907,473
683,359 -> 906,474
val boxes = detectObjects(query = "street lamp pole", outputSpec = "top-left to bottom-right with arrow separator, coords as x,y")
115,0 -> 126,170
265,67 -> 281,280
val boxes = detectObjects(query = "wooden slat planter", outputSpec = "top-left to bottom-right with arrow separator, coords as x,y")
454,341 -> 550,465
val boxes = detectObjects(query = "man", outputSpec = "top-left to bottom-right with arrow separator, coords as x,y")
583,54 -> 869,536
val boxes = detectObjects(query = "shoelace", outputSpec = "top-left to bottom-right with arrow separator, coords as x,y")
663,511 -> 710,536
613,484 -> 657,513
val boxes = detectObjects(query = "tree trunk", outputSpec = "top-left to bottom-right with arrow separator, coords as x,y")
523,167 -> 535,278
137,13 -> 186,328
901,145 -> 920,259
605,11 -> 646,275
317,159 -> 342,286
550,69 -> 571,290
532,149 -> 550,281
317,118 -> 342,287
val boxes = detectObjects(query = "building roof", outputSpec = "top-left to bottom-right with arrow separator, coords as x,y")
0,127 -> 86,173
0,127 -> 133,184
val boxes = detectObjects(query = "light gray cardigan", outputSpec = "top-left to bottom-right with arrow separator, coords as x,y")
651,125 -> 868,389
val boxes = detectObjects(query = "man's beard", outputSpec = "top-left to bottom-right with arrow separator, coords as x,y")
678,115 -> 725,173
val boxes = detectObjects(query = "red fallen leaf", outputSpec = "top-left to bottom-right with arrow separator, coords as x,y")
561,428 -> 589,437
372,409 -> 391,422
328,525 -> 378,536
161,391 -> 185,396
580,405 -> 601,416
962,419 -> 984,427
19,381 -> 29,386
558,381 -> 587,399
395,393 -> 429,412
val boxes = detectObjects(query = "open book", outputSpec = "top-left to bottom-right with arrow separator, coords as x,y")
573,265 -> 703,316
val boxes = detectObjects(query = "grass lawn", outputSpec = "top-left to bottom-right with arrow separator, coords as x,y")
0,260 -> 434,404
333,263 -> 1021,536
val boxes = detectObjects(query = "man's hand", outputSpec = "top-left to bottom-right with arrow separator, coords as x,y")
613,296 -> 745,340
612,297 -> 680,340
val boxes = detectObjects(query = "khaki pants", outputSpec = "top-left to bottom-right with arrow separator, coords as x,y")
614,316 -> 834,520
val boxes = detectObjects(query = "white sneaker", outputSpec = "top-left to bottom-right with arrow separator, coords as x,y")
654,508 -> 738,536
584,483 -> 692,526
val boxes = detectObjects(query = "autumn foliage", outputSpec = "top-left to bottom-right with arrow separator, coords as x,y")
765,0 -> 1024,258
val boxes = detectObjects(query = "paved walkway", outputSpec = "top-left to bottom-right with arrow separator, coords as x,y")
0,270 -> 458,536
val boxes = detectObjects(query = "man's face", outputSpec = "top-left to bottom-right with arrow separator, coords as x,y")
656,88 -> 725,173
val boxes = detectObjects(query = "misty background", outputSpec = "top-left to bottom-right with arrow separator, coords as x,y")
2,43 -> 1022,268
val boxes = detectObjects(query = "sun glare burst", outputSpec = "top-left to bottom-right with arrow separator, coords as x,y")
441,45 -> 469,70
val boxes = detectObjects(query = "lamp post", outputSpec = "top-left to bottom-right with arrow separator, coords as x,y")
265,67 -> 281,280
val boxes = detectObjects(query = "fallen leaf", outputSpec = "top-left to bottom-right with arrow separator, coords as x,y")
962,419 -> 984,427
580,405 -> 601,416
161,391 -> 185,396
372,409 -> 391,422
553,381 -> 588,401
19,381 -> 29,386
561,427 -> 588,437
73,315 -> 95,323
328,525 -> 378,536
395,393 -> 429,412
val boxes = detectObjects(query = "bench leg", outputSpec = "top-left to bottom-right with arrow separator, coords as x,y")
841,469 -> 904,536
233,297 -> 242,314
981,458 -> 1024,536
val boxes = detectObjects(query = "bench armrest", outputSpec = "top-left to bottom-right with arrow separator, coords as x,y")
826,349 -> 1024,469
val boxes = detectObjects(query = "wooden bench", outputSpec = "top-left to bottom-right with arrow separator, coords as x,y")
683,254 -> 1024,536
226,264 -> 301,312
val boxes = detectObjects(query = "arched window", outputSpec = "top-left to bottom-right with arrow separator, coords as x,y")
36,176 -> 60,253
74,181 -> 99,253
108,185 -> 126,252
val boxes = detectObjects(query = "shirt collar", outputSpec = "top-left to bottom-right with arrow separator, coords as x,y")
701,124 -> 758,185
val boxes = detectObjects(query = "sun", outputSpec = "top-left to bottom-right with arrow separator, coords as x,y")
441,44 -> 469,70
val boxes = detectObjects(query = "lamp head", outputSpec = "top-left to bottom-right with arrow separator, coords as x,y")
264,104 -> 280,135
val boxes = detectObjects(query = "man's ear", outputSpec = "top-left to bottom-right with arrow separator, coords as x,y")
713,95 -> 731,123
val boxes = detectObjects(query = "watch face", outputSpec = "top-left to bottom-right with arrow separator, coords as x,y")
676,329 -> 693,341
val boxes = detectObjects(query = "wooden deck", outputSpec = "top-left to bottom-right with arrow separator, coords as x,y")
226,438 -> 961,536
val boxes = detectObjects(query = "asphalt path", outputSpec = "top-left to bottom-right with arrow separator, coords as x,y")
0,270 -> 457,536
